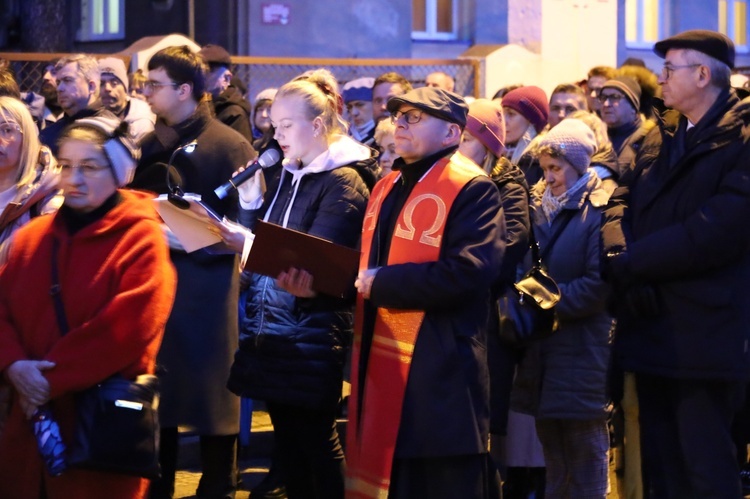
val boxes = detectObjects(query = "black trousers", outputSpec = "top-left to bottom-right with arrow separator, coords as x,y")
149,427 -> 237,499
637,373 -> 746,499
389,453 -> 501,499
266,400 -> 345,499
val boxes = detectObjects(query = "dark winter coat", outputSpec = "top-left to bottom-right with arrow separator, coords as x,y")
513,174 -> 613,419
602,90 -> 750,381
228,135 -> 375,410
38,103 -> 106,155
213,86 -> 254,143
487,158 -> 531,434
132,103 -> 256,433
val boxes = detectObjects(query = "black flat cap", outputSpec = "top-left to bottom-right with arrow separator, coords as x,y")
386,87 -> 468,127
199,44 -> 232,67
654,29 -> 735,69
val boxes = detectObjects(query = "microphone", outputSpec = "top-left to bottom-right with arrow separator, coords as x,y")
166,141 -> 198,210
213,148 -> 281,200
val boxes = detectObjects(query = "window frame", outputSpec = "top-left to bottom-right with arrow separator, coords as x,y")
624,0 -> 663,49
719,0 -> 749,53
412,0 -> 459,41
77,0 -> 125,42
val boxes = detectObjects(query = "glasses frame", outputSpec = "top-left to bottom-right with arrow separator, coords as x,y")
0,122 -> 22,141
661,64 -> 701,80
144,80 -> 180,92
597,93 -> 626,105
391,109 -> 424,125
59,162 -> 111,178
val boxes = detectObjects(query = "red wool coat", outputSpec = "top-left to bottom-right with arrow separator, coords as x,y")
0,190 -> 177,499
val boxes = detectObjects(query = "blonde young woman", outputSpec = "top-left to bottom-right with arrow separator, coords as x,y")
218,69 -> 377,499
0,96 -> 61,263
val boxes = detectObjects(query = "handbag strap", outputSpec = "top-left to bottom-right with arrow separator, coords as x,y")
531,209 -> 575,264
50,238 -> 70,336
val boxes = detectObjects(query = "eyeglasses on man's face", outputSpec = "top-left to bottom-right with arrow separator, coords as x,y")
391,109 -> 424,125
598,93 -> 626,105
661,64 -> 701,80
59,161 -> 110,178
144,80 -> 179,92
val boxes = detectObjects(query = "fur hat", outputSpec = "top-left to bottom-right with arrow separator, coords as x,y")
342,77 -> 375,103
500,86 -> 549,133
98,57 -> 129,92
466,99 -> 506,157
602,76 -> 641,111
73,114 -> 140,186
537,118 -> 596,174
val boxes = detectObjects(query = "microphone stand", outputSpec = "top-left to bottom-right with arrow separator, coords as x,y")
165,141 -> 198,210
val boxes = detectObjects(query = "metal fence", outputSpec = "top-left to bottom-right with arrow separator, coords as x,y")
0,52 -> 480,102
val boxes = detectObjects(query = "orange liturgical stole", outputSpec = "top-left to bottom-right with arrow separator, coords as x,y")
346,152 -> 484,499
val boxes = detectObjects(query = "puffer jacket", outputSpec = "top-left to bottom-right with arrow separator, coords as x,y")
512,173 -> 614,419
228,134 -> 376,409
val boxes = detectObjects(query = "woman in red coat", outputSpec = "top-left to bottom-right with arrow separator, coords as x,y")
0,115 -> 177,499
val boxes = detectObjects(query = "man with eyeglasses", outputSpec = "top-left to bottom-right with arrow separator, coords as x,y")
602,29 -> 750,497
585,65 -> 616,116
130,45 -> 256,499
39,54 -> 106,155
600,76 -> 654,174
348,87 -> 505,498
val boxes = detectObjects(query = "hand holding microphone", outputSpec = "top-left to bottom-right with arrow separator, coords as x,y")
214,148 -> 281,202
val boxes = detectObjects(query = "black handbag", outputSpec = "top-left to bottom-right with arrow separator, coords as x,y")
50,239 -> 161,479
497,212 -> 573,346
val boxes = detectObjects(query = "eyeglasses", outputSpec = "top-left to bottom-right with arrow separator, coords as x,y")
59,162 -> 110,178
0,122 -> 21,140
661,64 -> 701,80
144,80 -> 179,92
598,93 -> 626,105
390,109 -> 424,125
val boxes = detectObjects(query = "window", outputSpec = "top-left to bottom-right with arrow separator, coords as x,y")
719,0 -> 748,50
77,0 -> 125,42
625,0 -> 661,48
412,0 -> 458,41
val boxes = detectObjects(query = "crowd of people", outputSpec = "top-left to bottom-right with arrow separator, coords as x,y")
0,28 -> 748,499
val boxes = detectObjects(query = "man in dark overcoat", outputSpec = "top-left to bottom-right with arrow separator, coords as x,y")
130,45 -> 256,499
602,30 -> 750,497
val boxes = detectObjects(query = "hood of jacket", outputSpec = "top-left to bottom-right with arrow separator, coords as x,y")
281,133 -> 373,185
214,86 -> 252,116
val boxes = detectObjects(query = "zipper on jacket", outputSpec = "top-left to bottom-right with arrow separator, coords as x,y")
255,276 -> 271,348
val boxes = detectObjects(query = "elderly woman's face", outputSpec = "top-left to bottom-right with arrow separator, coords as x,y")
59,138 -> 118,213
539,153 -> 580,197
0,118 -> 23,174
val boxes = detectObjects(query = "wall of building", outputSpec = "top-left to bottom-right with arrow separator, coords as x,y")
244,0 -> 411,58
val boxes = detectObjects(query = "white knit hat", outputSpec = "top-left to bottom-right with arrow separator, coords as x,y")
73,114 -> 140,186
537,118 -> 596,174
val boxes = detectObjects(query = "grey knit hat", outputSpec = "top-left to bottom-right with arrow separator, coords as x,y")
537,118 -> 596,174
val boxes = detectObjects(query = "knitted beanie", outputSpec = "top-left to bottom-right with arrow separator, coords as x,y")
602,76 -> 641,111
342,77 -> 375,103
73,114 -> 140,186
254,88 -> 277,105
466,99 -> 506,157
537,118 -> 596,174
98,57 -> 129,92
500,86 -> 549,134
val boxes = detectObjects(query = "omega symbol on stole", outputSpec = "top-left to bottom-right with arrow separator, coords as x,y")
394,193 -> 447,248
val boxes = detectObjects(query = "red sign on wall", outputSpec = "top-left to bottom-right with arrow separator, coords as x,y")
262,4 -> 290,25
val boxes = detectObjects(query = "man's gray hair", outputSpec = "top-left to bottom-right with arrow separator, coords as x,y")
684,49 -> 731,89
55,54 -> 101,85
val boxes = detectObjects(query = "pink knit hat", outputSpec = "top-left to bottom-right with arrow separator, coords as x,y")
466,99 -> 506,157
501,86 -> 549,134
